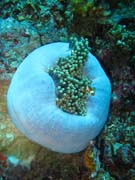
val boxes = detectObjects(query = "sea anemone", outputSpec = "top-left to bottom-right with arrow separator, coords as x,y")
7,37 -> 111,153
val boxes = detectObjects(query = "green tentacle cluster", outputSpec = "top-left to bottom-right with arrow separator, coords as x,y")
49,37 -> 95,116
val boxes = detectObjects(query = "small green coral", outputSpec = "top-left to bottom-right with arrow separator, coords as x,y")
70,0 -> 94,17
107,24 -> 135,52
49,37 -> 95,116
70,0 -> 111,18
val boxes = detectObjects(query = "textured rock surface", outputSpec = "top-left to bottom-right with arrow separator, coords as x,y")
0,80 -> 41,166
0,17 -> 41,79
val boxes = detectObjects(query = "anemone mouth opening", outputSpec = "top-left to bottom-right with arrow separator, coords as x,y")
48,37 -> 95,116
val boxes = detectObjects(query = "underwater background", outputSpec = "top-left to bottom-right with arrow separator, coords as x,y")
0,0 -> 135,180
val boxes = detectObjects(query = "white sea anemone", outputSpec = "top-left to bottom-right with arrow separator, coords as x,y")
7,38 -> 111,153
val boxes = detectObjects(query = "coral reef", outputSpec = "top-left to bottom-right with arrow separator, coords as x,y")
0,0 -> 63,24
0,0 -> 135,179
0,17 -> 40,79
92,8 -> 135,179
0,152 -> 8,179
0,16 -> 68,79
107,23 -> 135,55
0,0 -> 70,30
97,64 -> 135,179
70,0 -> 111,18
69,0 -> 111,37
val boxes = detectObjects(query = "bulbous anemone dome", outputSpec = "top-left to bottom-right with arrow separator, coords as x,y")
7,42 -> 111,153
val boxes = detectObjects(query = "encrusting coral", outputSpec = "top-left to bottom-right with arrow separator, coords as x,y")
7,37 -> 111,153
49,37 -> 95,116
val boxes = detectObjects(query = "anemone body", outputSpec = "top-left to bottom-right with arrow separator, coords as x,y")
7,42 -> 111,153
